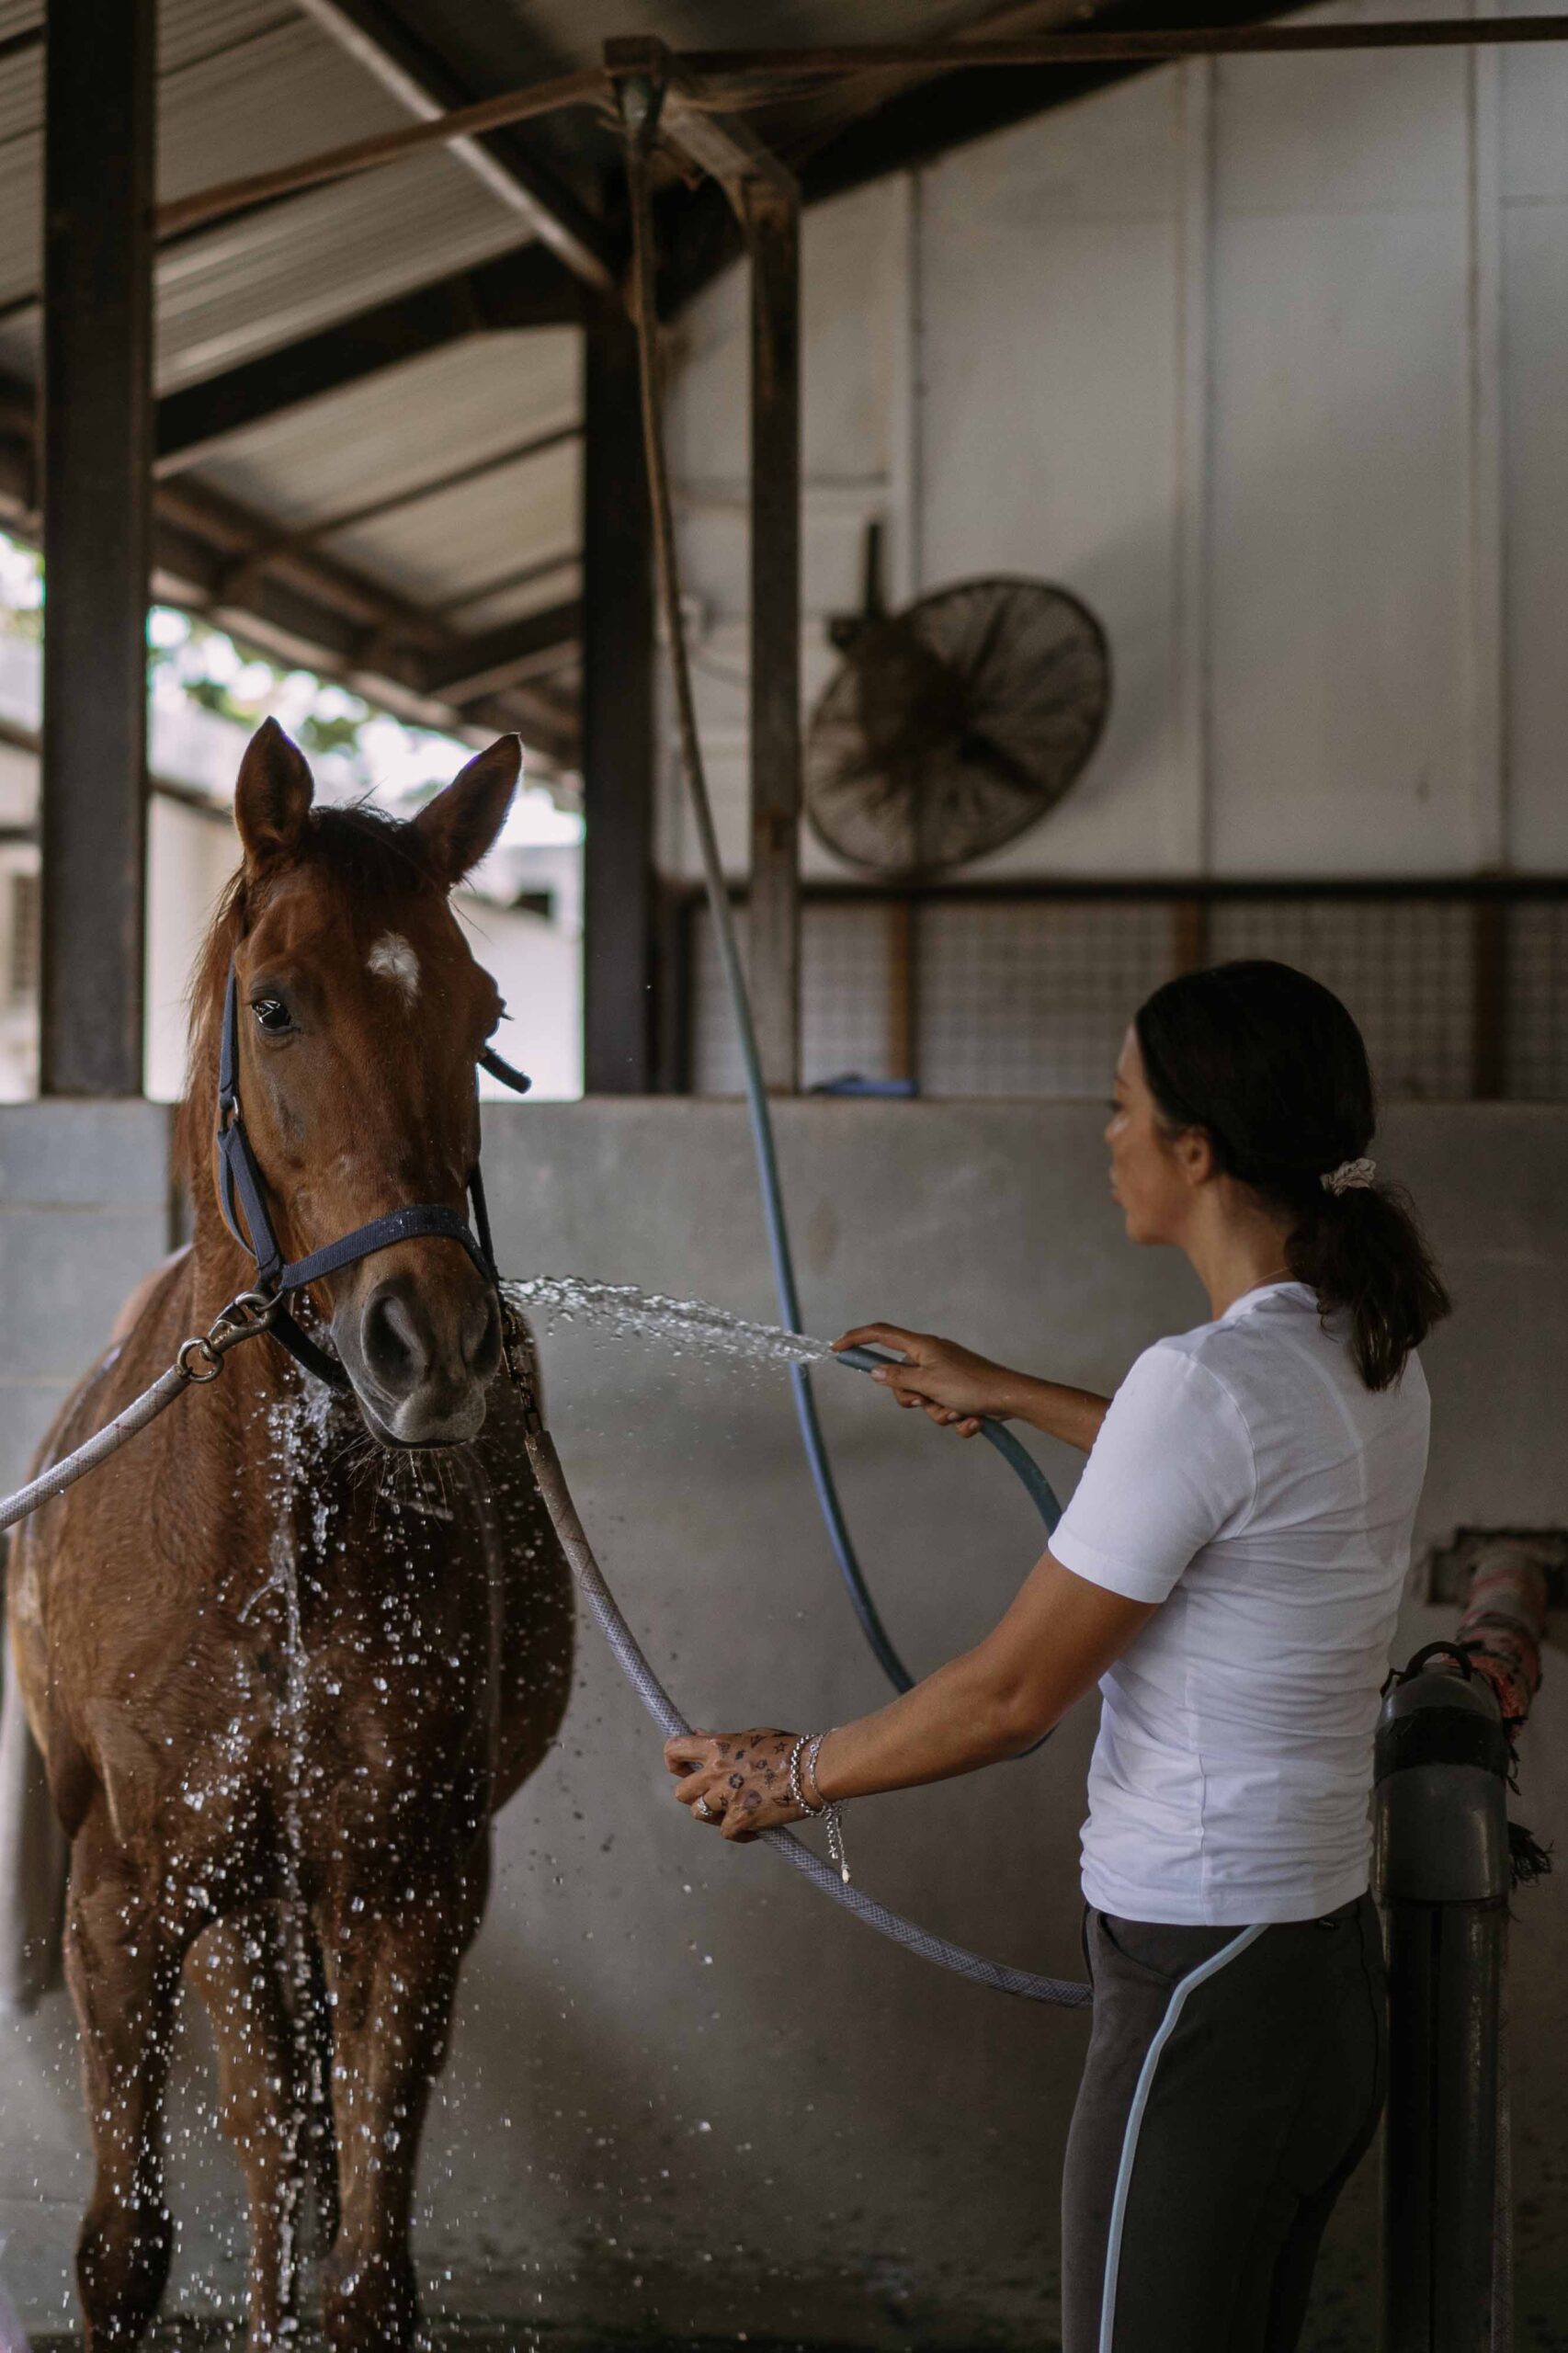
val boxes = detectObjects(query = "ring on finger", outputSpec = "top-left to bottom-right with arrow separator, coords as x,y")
695,1795 -> 717,1822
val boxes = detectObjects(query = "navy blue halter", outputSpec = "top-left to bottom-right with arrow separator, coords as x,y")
215,959 -> 530,1389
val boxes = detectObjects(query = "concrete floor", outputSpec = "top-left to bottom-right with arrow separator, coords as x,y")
32,2333 -> 881,2352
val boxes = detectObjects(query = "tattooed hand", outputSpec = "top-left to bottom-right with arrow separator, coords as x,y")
664,1728 -> 803,1843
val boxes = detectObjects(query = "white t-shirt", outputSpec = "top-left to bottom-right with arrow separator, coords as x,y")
1050,1280 -> 1430,1926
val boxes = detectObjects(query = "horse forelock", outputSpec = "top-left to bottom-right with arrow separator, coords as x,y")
174,804 -> 447,1211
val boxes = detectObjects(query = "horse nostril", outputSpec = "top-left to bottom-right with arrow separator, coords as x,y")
463,1288 -> 502,1383
360,1282 -> 433,1397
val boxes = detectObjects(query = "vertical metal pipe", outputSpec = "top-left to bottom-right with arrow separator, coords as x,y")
582,298 -> 656,1094
1374,1662 -> 1512,2353
40,0 -> 155,1097
744,177 -> 802,1096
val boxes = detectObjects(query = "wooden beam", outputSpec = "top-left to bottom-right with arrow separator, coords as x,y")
155,63 -> 607,242
218,422 -> 581,587
604,37 -> 796,204
682,20 -> 1568,74
581,301 -> 655,1094
421,599 -> 584,704
40,0 -> 153,1097
293,0 -> 616,292
1,370 -> 581,767
154,247 -> 583,474
744,179 -> 802,1095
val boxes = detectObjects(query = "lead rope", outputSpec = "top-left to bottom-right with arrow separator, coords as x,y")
0,1290 -> 277,1538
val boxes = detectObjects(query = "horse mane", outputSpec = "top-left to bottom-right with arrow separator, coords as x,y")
174,802 -> 443,1211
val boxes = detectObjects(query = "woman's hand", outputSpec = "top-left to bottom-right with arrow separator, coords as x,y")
833,1323 -> 1018,1437
664,1728 -> 805,1842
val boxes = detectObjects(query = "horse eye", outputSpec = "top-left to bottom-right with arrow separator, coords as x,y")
251,997 -> 293,1035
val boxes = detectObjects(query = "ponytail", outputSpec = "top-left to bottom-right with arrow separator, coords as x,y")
1134,961 -> 1451,1390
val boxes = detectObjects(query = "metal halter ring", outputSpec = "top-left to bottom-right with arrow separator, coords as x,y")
176,1335 -> 225,1384
213,1288 -> 278,1336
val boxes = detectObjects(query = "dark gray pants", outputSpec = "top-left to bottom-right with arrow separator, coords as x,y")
1061,1891 -> 1386,2353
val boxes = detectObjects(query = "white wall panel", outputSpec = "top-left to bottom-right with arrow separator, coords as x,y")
660,6 -> 1567,886
1208,30 -> 1475,873
916,72 -> 1190,875
1500,0 -> 1568,867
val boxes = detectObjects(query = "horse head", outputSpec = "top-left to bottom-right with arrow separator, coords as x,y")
187,717 -> 523,1448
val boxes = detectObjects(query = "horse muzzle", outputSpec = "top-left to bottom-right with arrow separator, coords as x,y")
335,1267 -> 502,1447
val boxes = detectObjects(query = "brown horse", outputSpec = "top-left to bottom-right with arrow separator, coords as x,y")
5,720 -> 574,2350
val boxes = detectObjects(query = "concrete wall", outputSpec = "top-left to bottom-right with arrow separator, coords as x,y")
662,0 -> 1567,887
1,1097 -> 1565,2346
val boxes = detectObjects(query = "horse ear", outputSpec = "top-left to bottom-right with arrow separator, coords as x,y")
413,736 -> 520,889
233,719 -> 314,870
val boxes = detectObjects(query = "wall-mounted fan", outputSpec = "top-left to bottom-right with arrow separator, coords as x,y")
806,537 -> 1111,877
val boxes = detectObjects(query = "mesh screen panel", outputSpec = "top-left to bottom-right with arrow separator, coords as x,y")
691,903 -> 897,1094
1507,902 -> 1568,1100
687,892 -> 1568,1103
1208,899 -> 1474,1102
916,899 -> 1176,1097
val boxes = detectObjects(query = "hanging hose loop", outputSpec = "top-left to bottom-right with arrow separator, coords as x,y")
616,96 -> 1060,1699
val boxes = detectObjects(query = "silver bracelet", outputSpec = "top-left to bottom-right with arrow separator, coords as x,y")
787,1733 -> 822,1815
789,1730 -> 849,1885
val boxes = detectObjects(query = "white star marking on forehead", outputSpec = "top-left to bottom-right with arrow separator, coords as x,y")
368,932 -> 420,1002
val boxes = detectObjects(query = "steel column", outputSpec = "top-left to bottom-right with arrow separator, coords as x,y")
582,301 -> 655,1093
40,0 -> 154,1097
744,179 -> 802,1095
1373,1661 -> 1513,2353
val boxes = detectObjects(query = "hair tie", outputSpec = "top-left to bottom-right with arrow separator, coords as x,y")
1321,1156 -> 1376,1197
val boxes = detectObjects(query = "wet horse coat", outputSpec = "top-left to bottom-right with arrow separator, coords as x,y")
5,722 -> 574,2350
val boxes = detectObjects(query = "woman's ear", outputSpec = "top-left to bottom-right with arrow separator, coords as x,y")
1176,1127 -> 1217,1187
412,736 -> 521,890
234,719 -> 314,871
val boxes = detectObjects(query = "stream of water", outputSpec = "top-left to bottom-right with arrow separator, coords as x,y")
501,1276 -> 845,1374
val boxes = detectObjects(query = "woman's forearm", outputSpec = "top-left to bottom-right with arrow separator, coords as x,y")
992,1373 -> 1109,1452
812,1646 -> 1043,1802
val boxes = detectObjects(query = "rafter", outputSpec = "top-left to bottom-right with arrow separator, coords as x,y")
0,371 -> 580,766
422,601 -> 584,706
153,246 -> 583,474
294,0 -> 616,292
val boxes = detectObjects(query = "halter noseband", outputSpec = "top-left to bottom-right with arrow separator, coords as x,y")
215,959 -> 530,1389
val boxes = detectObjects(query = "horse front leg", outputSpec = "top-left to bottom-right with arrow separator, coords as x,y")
63,1826 -> 183,2351
188,1904 -> 335,2350
317,1847 -> 487,2352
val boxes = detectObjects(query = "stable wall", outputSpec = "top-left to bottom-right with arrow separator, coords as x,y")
662,0 -> 1568,886
1,1097 -> 1565,2347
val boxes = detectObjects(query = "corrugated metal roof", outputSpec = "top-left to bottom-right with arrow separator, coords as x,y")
194,328 -> 580,527
158,18 -> 406,204
0,145 -> 530,385
160,0 -> 297,75
154,153 -> 529,392
331,435 -> 581,607
0,0 -> 1118,747
452,557 -> 583,637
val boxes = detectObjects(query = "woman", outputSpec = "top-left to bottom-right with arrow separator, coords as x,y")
665,960 -> 1449,2353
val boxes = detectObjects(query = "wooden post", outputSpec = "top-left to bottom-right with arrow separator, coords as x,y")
744,178 -> 802,1095
582,300 -> 655,1093
40,0 -> 154,1097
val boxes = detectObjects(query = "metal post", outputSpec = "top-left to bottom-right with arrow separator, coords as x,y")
40,0 -> 155,1097
1373,1657 -> 1513,2353
581,300 -> 656,1094
744,177 -> 802,1096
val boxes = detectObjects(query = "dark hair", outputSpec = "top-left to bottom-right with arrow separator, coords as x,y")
1133,960 -> 1449,1390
